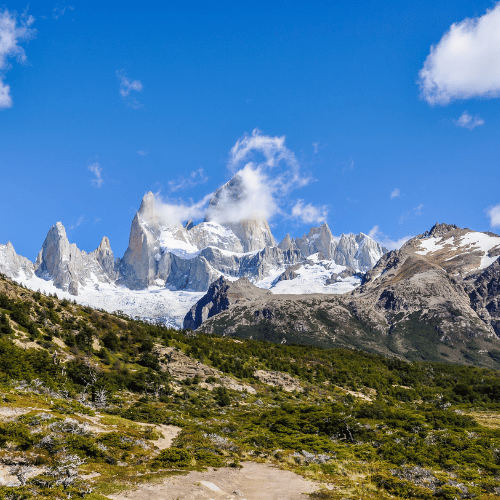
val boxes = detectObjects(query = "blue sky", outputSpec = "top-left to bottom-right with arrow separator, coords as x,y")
1,0 -> 500,261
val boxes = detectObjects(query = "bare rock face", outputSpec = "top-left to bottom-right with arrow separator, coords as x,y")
466,257 -> 500,335
34,222 -> 117,295
184,276 -> 272,329
0,242 -> 34,279
120,192 -> 166,289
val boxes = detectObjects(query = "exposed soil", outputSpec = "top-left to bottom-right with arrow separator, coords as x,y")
108,461 -> 326,500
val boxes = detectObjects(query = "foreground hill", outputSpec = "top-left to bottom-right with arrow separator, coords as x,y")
1,273 -> 500,499
187,223 -> 500,369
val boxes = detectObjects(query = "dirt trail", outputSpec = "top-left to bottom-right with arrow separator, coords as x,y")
108,461 -> 324,500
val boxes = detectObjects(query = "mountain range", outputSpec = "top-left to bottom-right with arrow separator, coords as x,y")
3,174 -> 500,369
0,173 -> 387,327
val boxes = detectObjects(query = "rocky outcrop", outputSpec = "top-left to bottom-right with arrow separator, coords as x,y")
154,346 -> 220,380
295,223 -> 336,259
253,370 -> 303,392
184,276 -> 272,329
34,222 -> 118,295
278,233 -> 300,253
275,264 -> 301,283
295,224 -> 387,271
0,242 -> 34,279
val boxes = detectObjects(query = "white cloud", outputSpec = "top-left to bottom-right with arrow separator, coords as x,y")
454,111 -> 484,129
168,169 -> 208,192
0,9 -> 35,109
419,3 -> 500,105
152,192 -> 213,228
116,69 -> 143,108
228,128 -> 310,193
390,188 -> 400,199
88,162 -> 103,188
292,200 -> 328,224
486,204 -> 500,228
312,142 -> 319,154
137,150 -> 148,156
206,164 -> 277,223
209,129 -> 313,222
368,225 -> 412,250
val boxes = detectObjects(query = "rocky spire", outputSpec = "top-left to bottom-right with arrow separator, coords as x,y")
34,222 -> 117,295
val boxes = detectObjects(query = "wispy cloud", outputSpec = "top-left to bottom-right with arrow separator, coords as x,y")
69,216 -> 84,230
137,150 -> 148,156
116,69 -> 143,108
368,225 -> 412,250
168,169 -> 208,192
0,9 -> 35,109
454,111 -> 484,130
53,4 -> 74,20
486,204 -> 500,228
390,188 -> 400,199
88,162 -> 103,188
342,159 -> 355,174
291,200 -> 328,224
419,3 -> 500,105
312,142 -> 319,154
400,203 -> 424,224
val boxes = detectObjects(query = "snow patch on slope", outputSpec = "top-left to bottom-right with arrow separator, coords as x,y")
12,270 -> 203,329
255,255 -> 362,295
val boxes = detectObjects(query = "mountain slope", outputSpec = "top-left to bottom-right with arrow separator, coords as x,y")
188,224 -> 500,368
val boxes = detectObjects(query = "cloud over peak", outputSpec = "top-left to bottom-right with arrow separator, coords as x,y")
151,130 -> 327,227
419,3 -> 500,105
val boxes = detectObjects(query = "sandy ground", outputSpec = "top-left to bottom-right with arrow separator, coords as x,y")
108,461 -> 324,500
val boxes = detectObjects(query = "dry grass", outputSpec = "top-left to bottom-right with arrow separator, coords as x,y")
467,410 -> 500,429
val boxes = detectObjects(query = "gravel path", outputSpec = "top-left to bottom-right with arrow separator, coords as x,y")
109,461 -> 324,500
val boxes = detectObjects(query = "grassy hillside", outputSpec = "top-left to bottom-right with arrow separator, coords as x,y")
0,273 -> 500,499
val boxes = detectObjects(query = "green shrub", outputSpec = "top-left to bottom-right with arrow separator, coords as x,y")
152,447 -> 192,468
194,449 -> 224,467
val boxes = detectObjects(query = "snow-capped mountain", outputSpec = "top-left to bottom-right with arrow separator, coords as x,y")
0,175 -> 389,327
